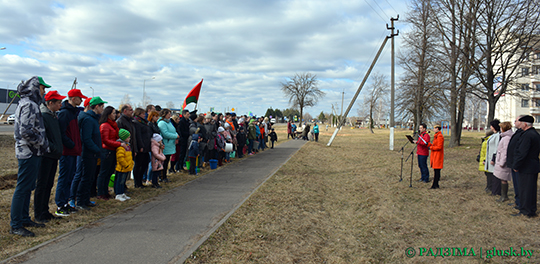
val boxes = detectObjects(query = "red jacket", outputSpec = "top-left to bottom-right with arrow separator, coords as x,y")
417,132 -> 430,156
100,119 -> 121,151
428,131 -> 444,169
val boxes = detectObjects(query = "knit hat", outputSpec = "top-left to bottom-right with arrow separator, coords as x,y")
218,127 -> 225,133
519,115 -> 534,123
490,119 -> 500,132
152,133 -> 162,142
118,129 -> 130,141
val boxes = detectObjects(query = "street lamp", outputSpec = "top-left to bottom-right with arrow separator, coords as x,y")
89,87 -> 94,97
143,76 -> 155,106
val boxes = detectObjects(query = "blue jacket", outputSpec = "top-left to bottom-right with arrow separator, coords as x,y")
157,117 -> 178,155
188,134 -> 200,157
78,110 -> 102,158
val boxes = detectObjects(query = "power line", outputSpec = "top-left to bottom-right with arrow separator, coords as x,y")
372,0 -> 390,20
384,0 -> 400,15
363,0 -> 387,23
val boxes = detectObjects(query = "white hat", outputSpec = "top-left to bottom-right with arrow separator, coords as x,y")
152,133 -> 163,142
218,127 -> 225,133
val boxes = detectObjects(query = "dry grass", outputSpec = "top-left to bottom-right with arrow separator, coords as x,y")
0,126 -> 289,261
186,128 -> 540,264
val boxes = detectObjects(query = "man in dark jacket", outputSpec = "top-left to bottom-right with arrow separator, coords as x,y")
506,115 -> 524,209
34,91 -> 65,223
117,104 -> 137,154
76,97 -> 106,210
55,89 -> 87,216
512,115 -> 540,218
10,76 -> 50,237
176,109 -> 191,171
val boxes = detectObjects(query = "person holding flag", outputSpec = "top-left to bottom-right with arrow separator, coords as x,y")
413,123 -> 431,183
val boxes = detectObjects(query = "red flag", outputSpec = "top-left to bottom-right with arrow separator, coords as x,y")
182,79 -> 203,110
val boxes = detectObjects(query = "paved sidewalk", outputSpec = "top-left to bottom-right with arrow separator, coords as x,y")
7,139 -> 306,264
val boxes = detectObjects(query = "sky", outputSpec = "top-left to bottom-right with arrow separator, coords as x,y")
0,0 -> 409,118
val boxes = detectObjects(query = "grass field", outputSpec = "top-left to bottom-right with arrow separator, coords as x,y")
0,127 -> 289,261
185,128 -> 540,263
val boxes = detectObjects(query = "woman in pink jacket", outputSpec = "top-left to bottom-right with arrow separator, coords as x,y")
493,122 -> 514,202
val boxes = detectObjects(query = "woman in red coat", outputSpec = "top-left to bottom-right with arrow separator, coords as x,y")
428,125 -> 444,189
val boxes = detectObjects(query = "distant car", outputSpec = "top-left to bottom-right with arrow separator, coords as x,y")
7,114 -> 15,125
270,118 -> 276,124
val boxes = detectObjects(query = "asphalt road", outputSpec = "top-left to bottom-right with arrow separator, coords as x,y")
0,124 -> 14,134
5,139 -> 307,264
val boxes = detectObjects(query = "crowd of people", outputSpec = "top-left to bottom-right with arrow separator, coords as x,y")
478,116 -> 540,218
9,76 -> 282,237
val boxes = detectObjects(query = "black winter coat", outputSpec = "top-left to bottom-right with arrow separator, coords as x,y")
133,117 -> 152,153
506,128 -> 523,170
513,127 -> 540,174
41,104 -> 63,159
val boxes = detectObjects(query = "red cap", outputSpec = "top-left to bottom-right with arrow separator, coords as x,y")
83,97 -> 92,107
45,90 -> 66,101
67,89 -> 88,99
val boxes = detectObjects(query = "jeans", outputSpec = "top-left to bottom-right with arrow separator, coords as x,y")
77,156 -> 97,206
143,152 -> 152,181
114,171 -> 129,195
511,170 -> 520,207
97,149 -> 116,196
11,155 -> 41,228
417,155 -> 429,182
248,139 -> 254,154
56,155 -> 78,207
69,155 -> 83,203
34,157 -> 58,220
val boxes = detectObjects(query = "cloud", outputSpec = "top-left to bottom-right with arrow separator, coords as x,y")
0,0 -> 409,116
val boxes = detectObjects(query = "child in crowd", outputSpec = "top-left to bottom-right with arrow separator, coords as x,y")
269,128 -> 278,149
151,134 -> 165,188
188,133 -> 201,175
115,129 -> 134,202
216,127 -> 226,166
236,126 -> 247,158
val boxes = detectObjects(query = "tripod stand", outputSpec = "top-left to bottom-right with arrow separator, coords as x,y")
398,139 -> 411,182
404,143 -> 418,188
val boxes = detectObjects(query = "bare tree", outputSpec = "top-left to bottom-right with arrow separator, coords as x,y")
166,101 -> 175,109
281,73 -> 325,126
397,0 -> 447,132
119,93 -> 131,107
303,112 -> 313,122
364,73 -> 389,133
469,0 -> 540,124
431,0 -> 480,147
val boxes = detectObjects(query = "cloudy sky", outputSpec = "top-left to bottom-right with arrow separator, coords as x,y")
0,0 -> 409,118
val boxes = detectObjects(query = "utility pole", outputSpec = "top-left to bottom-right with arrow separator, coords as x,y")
341,90 -> 344,123
387,16 -> 399,150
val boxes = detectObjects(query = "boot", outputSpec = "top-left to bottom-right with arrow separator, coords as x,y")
498,183 -> 509,202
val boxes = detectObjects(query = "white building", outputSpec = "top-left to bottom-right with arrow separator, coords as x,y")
495,51 -> 540,125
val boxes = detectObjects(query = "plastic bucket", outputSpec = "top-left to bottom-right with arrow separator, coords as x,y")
225,143 -> 233,152
186,161 -> 190,170
209,159 -> 218,169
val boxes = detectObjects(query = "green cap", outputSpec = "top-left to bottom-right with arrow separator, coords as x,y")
89,96 -> 108,106
37,76 -> 51,88
118,129 -> 130,141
